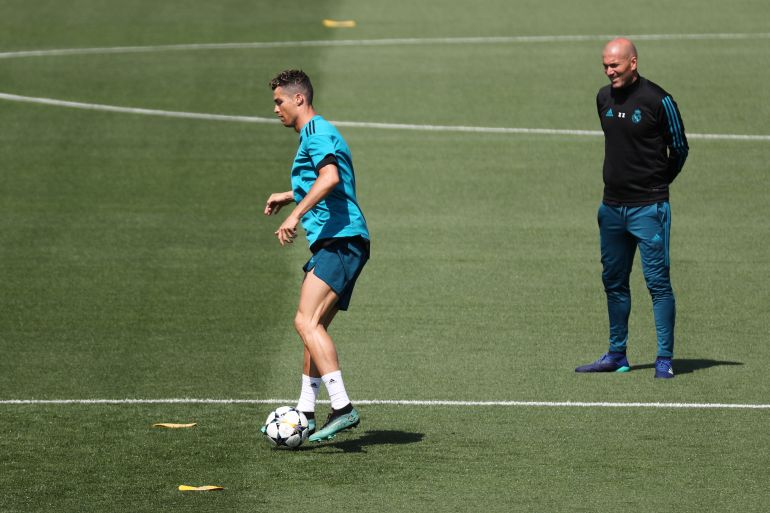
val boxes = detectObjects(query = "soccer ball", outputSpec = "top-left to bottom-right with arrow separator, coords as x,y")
263,406 -> 309,448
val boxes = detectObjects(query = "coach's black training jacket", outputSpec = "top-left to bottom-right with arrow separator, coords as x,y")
596,76 -> 689,206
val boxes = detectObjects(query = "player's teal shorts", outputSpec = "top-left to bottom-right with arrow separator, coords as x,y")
303,237 -> 369,311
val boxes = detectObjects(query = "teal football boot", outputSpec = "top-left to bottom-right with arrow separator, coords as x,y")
308,407 -> 360,442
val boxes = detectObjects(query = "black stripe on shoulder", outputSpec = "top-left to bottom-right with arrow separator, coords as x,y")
316,153 -> 338,171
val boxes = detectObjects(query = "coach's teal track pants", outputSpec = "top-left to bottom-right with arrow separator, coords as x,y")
598,202 -> 675,358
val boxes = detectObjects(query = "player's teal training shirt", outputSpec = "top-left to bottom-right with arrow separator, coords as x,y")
291,115 -> 369,247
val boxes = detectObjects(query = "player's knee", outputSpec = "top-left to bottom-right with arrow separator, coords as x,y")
293,313 -> 308,337
293,312 -> 318,340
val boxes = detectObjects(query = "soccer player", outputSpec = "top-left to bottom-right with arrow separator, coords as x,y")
576,38 -> 688,378
263,69 -> 370,441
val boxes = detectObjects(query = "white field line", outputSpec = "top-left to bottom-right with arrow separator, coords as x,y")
1,92 -> 769,142
0,92 -> 272,124
1,398 -> 770,409
0,32 -> 769,59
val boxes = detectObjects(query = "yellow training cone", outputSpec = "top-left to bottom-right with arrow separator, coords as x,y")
322,19 -> 356,28
153,423 -> 197,428
178,485 -> 224,492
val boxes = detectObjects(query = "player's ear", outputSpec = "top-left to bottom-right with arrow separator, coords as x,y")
294,93 -> 305,106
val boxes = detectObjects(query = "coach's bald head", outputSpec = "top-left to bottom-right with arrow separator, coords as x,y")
602,38 -> 639,89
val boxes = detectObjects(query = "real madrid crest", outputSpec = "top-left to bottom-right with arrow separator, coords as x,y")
632,108 -> 642,124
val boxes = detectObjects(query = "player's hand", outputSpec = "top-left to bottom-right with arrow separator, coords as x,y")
275,215 -> 299,246
264,192 -> 293,216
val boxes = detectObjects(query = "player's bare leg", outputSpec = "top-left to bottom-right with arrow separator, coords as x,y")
294,304 -> 339,433
271,279 -> 340,436
294,270 -> 341,376
294,270 -> 359,441
303,305 -> 339,378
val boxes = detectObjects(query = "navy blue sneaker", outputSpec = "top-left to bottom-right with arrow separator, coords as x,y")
575,352 -> 631,373
654,358 -> 675,379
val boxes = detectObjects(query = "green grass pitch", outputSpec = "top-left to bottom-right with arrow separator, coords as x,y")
1,0 -> 769,511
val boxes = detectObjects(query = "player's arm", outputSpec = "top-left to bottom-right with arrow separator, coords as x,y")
660,95 -> 689,183
275,163 -> 340,246
264,190 -> 295,216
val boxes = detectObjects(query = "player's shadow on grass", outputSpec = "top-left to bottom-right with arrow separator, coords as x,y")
314,430 -> 424,453
631,358 -> 743,375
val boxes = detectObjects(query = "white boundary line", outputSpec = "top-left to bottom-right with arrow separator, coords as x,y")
1,32 -> 769,59
0,92 -> 272,124
2,92 -> 769,141
2,398 -> 769,409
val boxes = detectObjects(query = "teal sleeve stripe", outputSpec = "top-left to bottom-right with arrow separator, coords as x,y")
661,97 -> 679,146
662,98 -> 676,145
662,96 -> 686,150
662,96 -> 688,172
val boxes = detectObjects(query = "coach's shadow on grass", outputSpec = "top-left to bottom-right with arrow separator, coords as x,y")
309,430 -> 425,454
631,358 -> 743,375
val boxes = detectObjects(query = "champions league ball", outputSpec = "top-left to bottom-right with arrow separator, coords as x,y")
263,406 -> 309,448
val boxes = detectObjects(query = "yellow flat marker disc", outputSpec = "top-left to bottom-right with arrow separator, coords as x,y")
153,423 -> 197,428
322,19 -> 356,28
178,485 -> 224,492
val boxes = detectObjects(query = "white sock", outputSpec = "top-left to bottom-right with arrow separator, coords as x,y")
322,370 -> 351,410
296,374 -> 322,413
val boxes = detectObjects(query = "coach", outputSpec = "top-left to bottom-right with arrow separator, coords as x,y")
576,38 -> 689,379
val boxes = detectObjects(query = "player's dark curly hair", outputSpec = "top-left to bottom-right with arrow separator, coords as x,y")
269,69 -> 314,105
